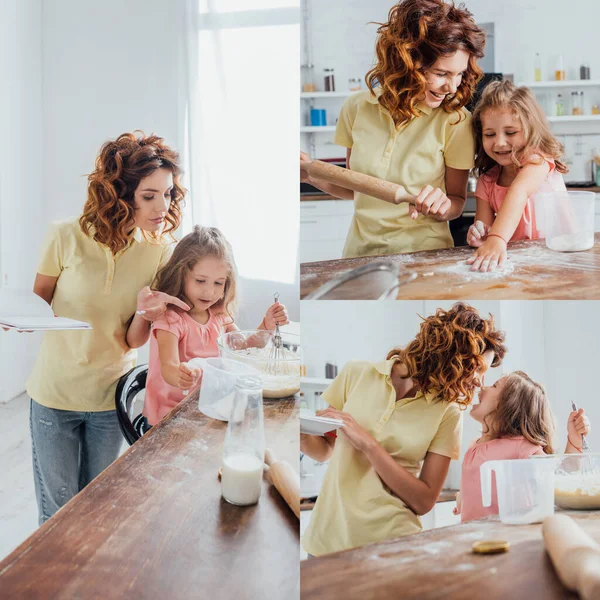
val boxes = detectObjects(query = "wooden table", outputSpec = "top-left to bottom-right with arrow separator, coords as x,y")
0,392 -> 299,599
301,511 -> 600,599
301,235 -> 600,300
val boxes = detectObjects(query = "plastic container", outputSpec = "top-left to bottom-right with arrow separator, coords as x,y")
189,356 -> 262,421
221,375 -> 265,506
534,191 -> 595,252
481,457 -> 557,524
218,330 -> 301,399
554,453 -> 600,510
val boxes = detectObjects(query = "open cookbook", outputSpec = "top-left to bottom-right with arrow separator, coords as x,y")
0,288 -> 92,331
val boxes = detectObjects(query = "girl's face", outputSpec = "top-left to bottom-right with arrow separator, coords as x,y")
470,375 -> 507,423
132,167 -> 173,232
481,108 -> 526,167
422,49 -> 470,108
184,256 -> 229,311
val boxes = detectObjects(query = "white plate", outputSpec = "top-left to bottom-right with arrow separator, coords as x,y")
300,413 -> 344,436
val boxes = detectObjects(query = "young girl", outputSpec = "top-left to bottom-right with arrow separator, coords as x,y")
138,225 -> 288,426
455,371 -> 591,522
466,80 -> 568,272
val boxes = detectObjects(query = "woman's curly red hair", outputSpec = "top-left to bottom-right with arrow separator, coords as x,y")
366,0 -> 486,126
80,131 -> 186,254
387,302 -> 506,408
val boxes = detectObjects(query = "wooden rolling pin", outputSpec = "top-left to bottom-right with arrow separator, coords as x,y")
302,159 -> 416,206
542,514 -> 600,600
264,448 -> 300,519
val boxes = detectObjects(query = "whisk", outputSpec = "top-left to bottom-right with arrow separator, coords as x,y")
265,292 -> 291,376
571,400 -> 600,476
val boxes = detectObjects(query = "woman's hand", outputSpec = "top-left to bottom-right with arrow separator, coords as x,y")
136,286 -> 190,321
408,185 -> 451,221
466,236 -> 507,272
467,220 -> 490,247
316,407 -> 375,453
262,301 -> 289,331
567,408 -> 591,449
300,151 -> 312,184
178,362 -> 201,391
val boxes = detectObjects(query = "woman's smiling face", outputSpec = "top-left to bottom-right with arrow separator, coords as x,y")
422,49 -> 470,108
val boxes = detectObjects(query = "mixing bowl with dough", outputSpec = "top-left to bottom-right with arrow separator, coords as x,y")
217,330 -> 301,399
554,453 -> 600,510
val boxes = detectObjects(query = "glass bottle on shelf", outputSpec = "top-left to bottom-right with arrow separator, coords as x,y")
556,93 -> 565,116
571,91 -> 582,115
302,64 -> 317,93
534,53 -> 542,82
324,68 -> 335,92
580,62 -> 591,80
221,375 -> 265,506
555,55 -> 565,81
592,104 -> 600,115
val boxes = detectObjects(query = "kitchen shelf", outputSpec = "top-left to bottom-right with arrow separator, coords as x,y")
301,91 -> 357,98
300,126 -> 337,133
518,80 -> 600,88
547,115 -> 600,122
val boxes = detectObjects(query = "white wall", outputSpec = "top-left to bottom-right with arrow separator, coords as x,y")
0,0 -> 44,401
300,300 -> 599,487
42,0 -> 182,224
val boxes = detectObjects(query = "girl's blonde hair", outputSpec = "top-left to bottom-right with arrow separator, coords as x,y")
153,225 -> 238,322
483,371 -> 555,454
473,80 -> 568,176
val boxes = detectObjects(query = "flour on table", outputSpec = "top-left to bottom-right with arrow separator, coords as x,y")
438,260 -> 515,280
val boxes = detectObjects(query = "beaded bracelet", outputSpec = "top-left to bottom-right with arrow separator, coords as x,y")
487,233 -> 508,245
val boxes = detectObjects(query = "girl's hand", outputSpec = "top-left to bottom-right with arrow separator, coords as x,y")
300,151 -> 312,184
466,236 -> 507,272
136,286 -> 190,322
408,185 -> 451,220
178,362 -> 201,391
316,407 -> 375,453
263,301 -> 289,331
568,408 -> 591,448
467,220 -> 489,247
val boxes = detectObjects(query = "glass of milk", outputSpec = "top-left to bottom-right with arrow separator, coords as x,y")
221,375 -> 265,506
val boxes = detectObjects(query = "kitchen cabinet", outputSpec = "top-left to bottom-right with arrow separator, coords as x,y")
300,199 -> 354,263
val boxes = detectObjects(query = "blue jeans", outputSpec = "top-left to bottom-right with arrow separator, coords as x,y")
29,399 -> 123,525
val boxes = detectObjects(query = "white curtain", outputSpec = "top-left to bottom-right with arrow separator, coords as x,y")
178,0 -> 300,327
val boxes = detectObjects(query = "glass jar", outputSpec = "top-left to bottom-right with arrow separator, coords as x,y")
555,55 -> 565,81
592,104 -> 600,115
556,93 -> 565,116
571,91 -> 583,115
324,68 -> 335,92
348,77 -> 361,92
221,375 -> 265,506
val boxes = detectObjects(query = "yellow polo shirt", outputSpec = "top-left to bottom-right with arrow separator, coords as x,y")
27,218 -> 173,412
335,89 -> 475,258
302,360 -> 462,557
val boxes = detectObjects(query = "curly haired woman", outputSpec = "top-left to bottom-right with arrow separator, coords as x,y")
26,132 -> 189,524
300,303 -> 506,557
301,0 -> 486,258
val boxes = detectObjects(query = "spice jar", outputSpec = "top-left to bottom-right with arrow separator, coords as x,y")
348,77 -> 361,92
571,91 -> 583,115
555,55 -> 565,81
324,68 -> 335,92
592,104 -> 600,115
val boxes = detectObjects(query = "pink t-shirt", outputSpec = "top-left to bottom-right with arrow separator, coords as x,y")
143,308 -> 234,425
475,158 -> 566,241
460,436 -> 542,522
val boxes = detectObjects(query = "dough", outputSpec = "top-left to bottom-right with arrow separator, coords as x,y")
555,486 -> 600,510
472,540 -> 510,554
